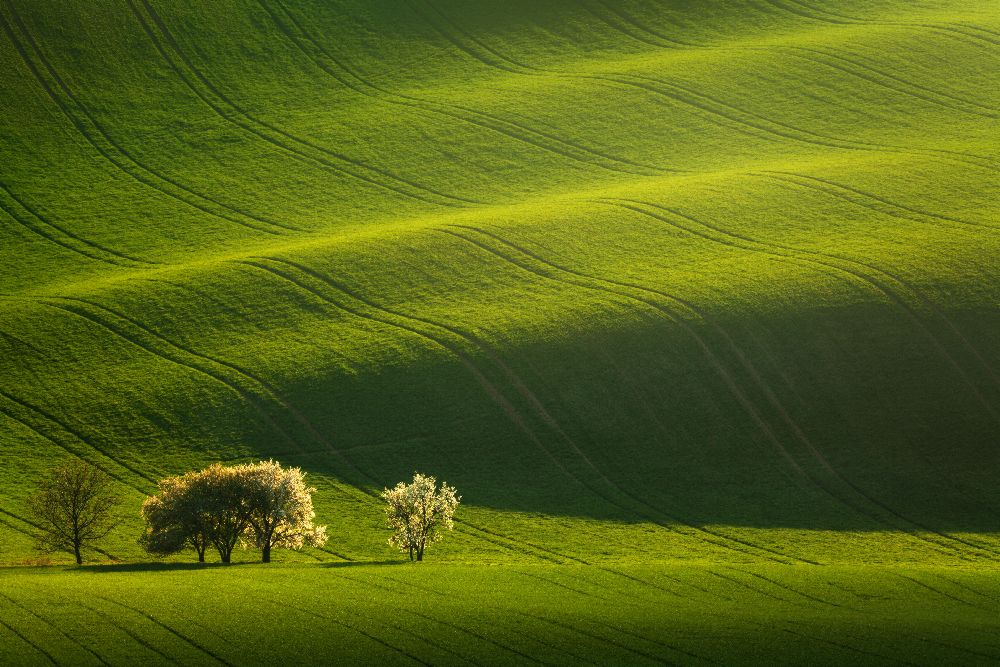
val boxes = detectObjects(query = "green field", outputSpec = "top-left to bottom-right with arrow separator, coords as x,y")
1,0 -> 999,663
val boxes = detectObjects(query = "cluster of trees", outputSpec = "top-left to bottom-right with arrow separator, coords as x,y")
139,460 -> 327,563
29,460 -> 460,565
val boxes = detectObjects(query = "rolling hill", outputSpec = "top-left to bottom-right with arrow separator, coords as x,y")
1,0 -> 999,663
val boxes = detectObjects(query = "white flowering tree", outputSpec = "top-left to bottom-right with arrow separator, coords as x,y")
140,460 -> 327,564
382,473 -> 460,561
243,460 -> 327,563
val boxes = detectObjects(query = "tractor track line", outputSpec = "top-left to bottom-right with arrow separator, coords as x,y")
261,0 -> 668,177
0,592 -> 111,666
245,254 -> 802,564
441,227 -> 824,564
39,298 -> 308,455
129,0 -> 482,208
0,183 -> 158,267
0,1 -> 295,235
97,595 -> 235,667
412,0 -> 998,171
447,224 -> 993,561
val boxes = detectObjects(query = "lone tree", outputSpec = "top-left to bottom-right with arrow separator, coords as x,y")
243,460 -> 327,563
382,472 -> 460,561
30,460 -> 121,565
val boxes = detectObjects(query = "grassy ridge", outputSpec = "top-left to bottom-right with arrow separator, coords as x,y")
1,0 -> 1000,660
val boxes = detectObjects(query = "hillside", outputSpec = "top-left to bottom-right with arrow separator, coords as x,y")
2,0 -> 999,571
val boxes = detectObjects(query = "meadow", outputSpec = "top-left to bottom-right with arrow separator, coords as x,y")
1,0 -> 999,663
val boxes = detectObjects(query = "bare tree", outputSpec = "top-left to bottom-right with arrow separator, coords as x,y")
382,473 -> 460,561
30,460 -> 121,565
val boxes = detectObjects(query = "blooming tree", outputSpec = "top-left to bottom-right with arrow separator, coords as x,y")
382,472 -> 460,561
243,460 -> 327,563
140,461 -> 327,564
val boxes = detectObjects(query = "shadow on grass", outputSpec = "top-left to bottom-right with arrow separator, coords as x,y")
72,559 -> 409,573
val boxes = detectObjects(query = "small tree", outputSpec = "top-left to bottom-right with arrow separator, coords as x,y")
382,472 -> 460,561
30,460 -> 121,565
139,472 -> 211,562
243,460 -> 327,563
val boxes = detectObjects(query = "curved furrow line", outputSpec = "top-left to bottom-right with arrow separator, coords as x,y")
0,592 -> 110,665
411,0 -> 540,74
129,0 -> 482,208
76,600 -> 180,665
453,518 -> 577,564
609,198 -> 1000,424
0,512 -> 35,541
259,596 -> 432,666
449,224 -> 995,561
336,573 -> 560,664
592,70 -> 997,170
237,258 -> 582,479
761,0 -> 1000,48
784,45 -> 998,117
511,608 -> 679,667
38,297 -> 309,455
0,183 -> 159,267
729,179 -> 1000,391
894,574 -> 988,610
590,0 -> 701,48
933,574 -> 1000,604
789,0 -> 1000,48
580,2 -> 999,121
236,258 -> 615,562
406,1 -> 998,171
0,2 -> 296,235
555,2 -> 999,120
577,0 -> 684,51
260,0 -> 668,177
0,388 -> 155,491
440,227 -> 836,564
245,254 -> 805,565
761,170 -> 999,231
729,569 -> 843,608
95,596 -> 234,667
781,625 -> 916,666
706,570 -> 794,604
0,617 -> 57,665
601,200 -> 1000,556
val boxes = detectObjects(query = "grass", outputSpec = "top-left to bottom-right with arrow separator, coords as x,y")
4,562 -> 1000,666
1,0 -> 999,662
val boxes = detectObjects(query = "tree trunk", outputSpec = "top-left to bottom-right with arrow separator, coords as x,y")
197,549 -> 205,563
262,543 -> 271,563
408,545 -> 414,561
74,543 -> 82,565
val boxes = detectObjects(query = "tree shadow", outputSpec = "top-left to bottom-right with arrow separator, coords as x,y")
77,561 -> 254,573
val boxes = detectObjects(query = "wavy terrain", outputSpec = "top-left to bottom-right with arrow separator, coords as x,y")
1,0 -> 999,663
